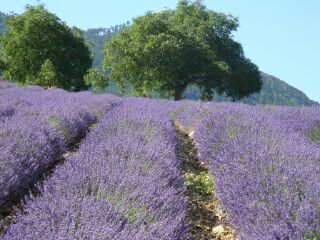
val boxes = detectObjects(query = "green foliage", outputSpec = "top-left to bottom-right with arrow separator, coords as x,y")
304,231 -> 320,240
104,0 -> 262,100
84,68 -> 108,90
186,171 -> 214,196
1,10 -> 317,106
28,59 -> 59,88
0,5 -> 92,91
309,126 -> 320,142
0,12 -> 12,74
183,72 -> 319,106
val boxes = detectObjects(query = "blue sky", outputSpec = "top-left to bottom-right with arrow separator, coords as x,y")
1,0 -> 319,102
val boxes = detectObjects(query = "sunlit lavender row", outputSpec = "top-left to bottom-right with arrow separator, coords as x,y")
1,81 -> 320,239
2,98 -> 189,240
0,86 -> 121,206
193,103 -> 320,239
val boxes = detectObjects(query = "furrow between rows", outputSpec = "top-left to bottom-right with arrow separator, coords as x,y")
175,123 -> 237,240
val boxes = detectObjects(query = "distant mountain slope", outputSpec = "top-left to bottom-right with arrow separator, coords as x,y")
0,11 -> 317,106
243,72 -> 318,106
83,23 -> 129,68
184,72 -> 319,106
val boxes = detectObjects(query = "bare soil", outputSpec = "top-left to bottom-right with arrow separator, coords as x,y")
175,124 -> 238,240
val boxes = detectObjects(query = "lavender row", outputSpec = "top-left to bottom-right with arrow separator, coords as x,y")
2,98 -> 189,239
194,104 -> 320,239
261,105 -> 320,142
0,81 -> 15,90
172,100 -> 320,142
0,86 -> 121,206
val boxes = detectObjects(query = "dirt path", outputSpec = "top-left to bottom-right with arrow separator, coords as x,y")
175,124 -> 238,240
1,120 -> 238,238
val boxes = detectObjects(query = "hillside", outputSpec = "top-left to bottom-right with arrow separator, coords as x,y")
83,23 -> 129,68
80,26 -> 318,106
184,72 -> 319,106
1,3 -> 320,240
0,11 -> 317,106
244,72 -> 319,106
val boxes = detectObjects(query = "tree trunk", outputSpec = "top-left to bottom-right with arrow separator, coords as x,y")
174,88 -> 183,101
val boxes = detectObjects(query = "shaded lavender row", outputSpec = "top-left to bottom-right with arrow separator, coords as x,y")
194,104 -> 320,239
0,103 -> 15,121
0,81 -> 15,90
0,86 -> 121,206
2,98 -> 189,240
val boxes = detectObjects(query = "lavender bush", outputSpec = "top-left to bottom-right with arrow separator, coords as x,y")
194,103 -> 320,239
2,86 -> 319,239
262,105 -> 320,143
169,100 -> 216,134
2,98 -> 189,240
0,81 -> 15,89
0,86 -> 121,206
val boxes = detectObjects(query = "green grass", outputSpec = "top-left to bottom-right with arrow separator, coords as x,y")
186,171 -> 214,196
94,187 -> 154,225
48,117 -> 71,139
309,126 -> 320,142
304,231 -> 320,240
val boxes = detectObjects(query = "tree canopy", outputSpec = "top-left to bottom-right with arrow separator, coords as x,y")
0,5 -> 92,91
84,68 -> 108,90
104,0 -> 262,100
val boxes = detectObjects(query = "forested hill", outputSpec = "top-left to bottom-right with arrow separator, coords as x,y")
184,72 -> 319,106
244,73 -> 319,106
0,11 -> 317,106
84,22 -> 129,67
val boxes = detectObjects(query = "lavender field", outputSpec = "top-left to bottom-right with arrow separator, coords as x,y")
0,82 -> 320,239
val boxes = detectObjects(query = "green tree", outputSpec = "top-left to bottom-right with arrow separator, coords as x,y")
84,68 -> 108,90
0,5 -> 92,91
104,0 -> 262,100
30,59 -> 59,88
